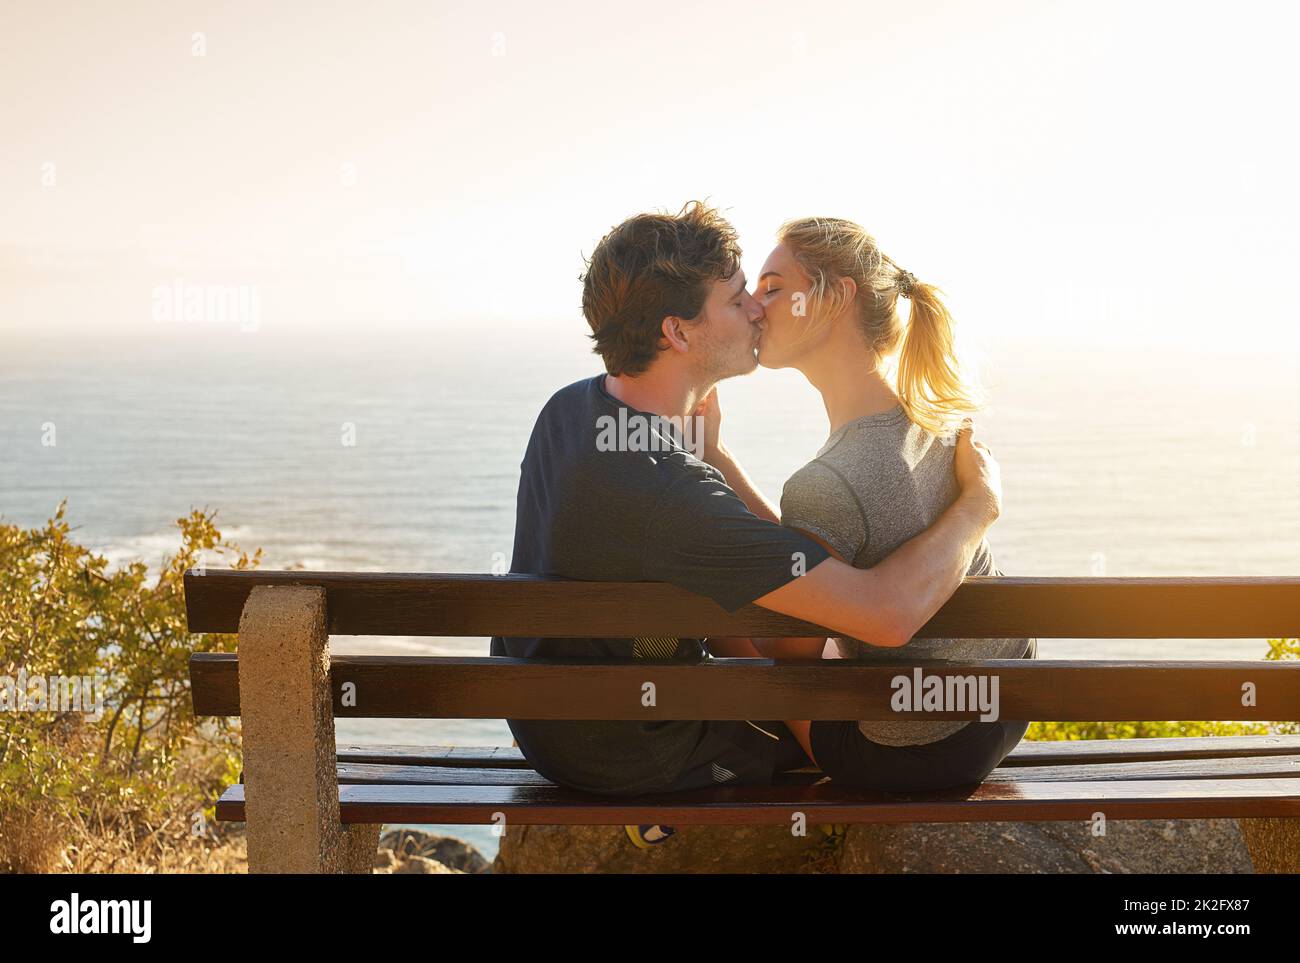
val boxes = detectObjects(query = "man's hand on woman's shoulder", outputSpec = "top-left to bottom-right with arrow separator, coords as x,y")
953,418 -> 1002,524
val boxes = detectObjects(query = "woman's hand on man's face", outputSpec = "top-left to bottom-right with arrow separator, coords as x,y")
694,386 -> 724,459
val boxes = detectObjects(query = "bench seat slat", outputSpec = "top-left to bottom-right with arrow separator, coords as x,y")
982,754 -> 1300,782
337,745 -> 535,768
996,733 -> 1300,765
214,777 -> 1300,824
338,763 -> 553,786
333,755 -> 1300,788
333,735 -> 1300,770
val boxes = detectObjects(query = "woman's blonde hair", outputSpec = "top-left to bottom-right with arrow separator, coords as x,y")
777,216 -> 983,436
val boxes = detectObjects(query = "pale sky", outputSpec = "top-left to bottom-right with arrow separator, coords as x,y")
3,0 -> 1298,350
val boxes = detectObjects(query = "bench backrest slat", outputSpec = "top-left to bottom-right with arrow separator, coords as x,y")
183,571 -> 1300,638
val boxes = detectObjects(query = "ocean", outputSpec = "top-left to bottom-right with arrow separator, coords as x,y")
3,322 -> 1298,858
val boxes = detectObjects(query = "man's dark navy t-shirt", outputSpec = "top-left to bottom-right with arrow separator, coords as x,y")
490,374 -> 830,795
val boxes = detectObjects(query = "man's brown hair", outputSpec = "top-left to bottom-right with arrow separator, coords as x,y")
580,201 -> 742,375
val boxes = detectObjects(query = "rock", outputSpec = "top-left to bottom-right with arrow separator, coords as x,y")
395,854 -> 461,874
494,818 -> 1253,873
415,835 -> 491,874
378,828 -> 491,874
380,828 -> 424,858
836,819 -> 1253,873
493,823 -> 841,874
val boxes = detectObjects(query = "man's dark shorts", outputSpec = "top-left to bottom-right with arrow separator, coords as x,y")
664,719 -> 812,792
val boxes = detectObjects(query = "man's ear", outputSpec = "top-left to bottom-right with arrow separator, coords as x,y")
660,315 -> 692,354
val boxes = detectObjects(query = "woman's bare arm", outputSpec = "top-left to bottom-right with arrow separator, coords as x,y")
696,388 -> 780,522
704,443 -> 779,523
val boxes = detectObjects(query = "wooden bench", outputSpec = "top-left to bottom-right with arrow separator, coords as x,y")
184,570 -> 1300,873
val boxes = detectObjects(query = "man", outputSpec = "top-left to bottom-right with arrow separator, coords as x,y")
490,201 -> 1001,806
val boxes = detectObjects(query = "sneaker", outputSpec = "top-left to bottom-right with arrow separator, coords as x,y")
625,824 -> 677,849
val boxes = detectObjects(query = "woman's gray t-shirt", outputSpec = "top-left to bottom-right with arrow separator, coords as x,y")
779,403 -> 1032,747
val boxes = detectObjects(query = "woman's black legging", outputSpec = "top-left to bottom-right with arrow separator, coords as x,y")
809,638 -> 1038,792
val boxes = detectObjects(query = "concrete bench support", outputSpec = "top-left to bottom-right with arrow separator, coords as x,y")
236,584 -> 379,873
1240,816 -> 1300,874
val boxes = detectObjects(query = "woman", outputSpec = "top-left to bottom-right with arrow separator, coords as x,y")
747,216 -> 1036,792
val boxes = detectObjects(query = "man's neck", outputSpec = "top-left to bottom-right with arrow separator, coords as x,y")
603,367 -> 710,420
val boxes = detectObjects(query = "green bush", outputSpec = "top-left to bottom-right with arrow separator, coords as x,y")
0,501 -> 258,871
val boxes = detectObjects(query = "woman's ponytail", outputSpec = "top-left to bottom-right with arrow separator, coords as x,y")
895,273 -> 982,437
